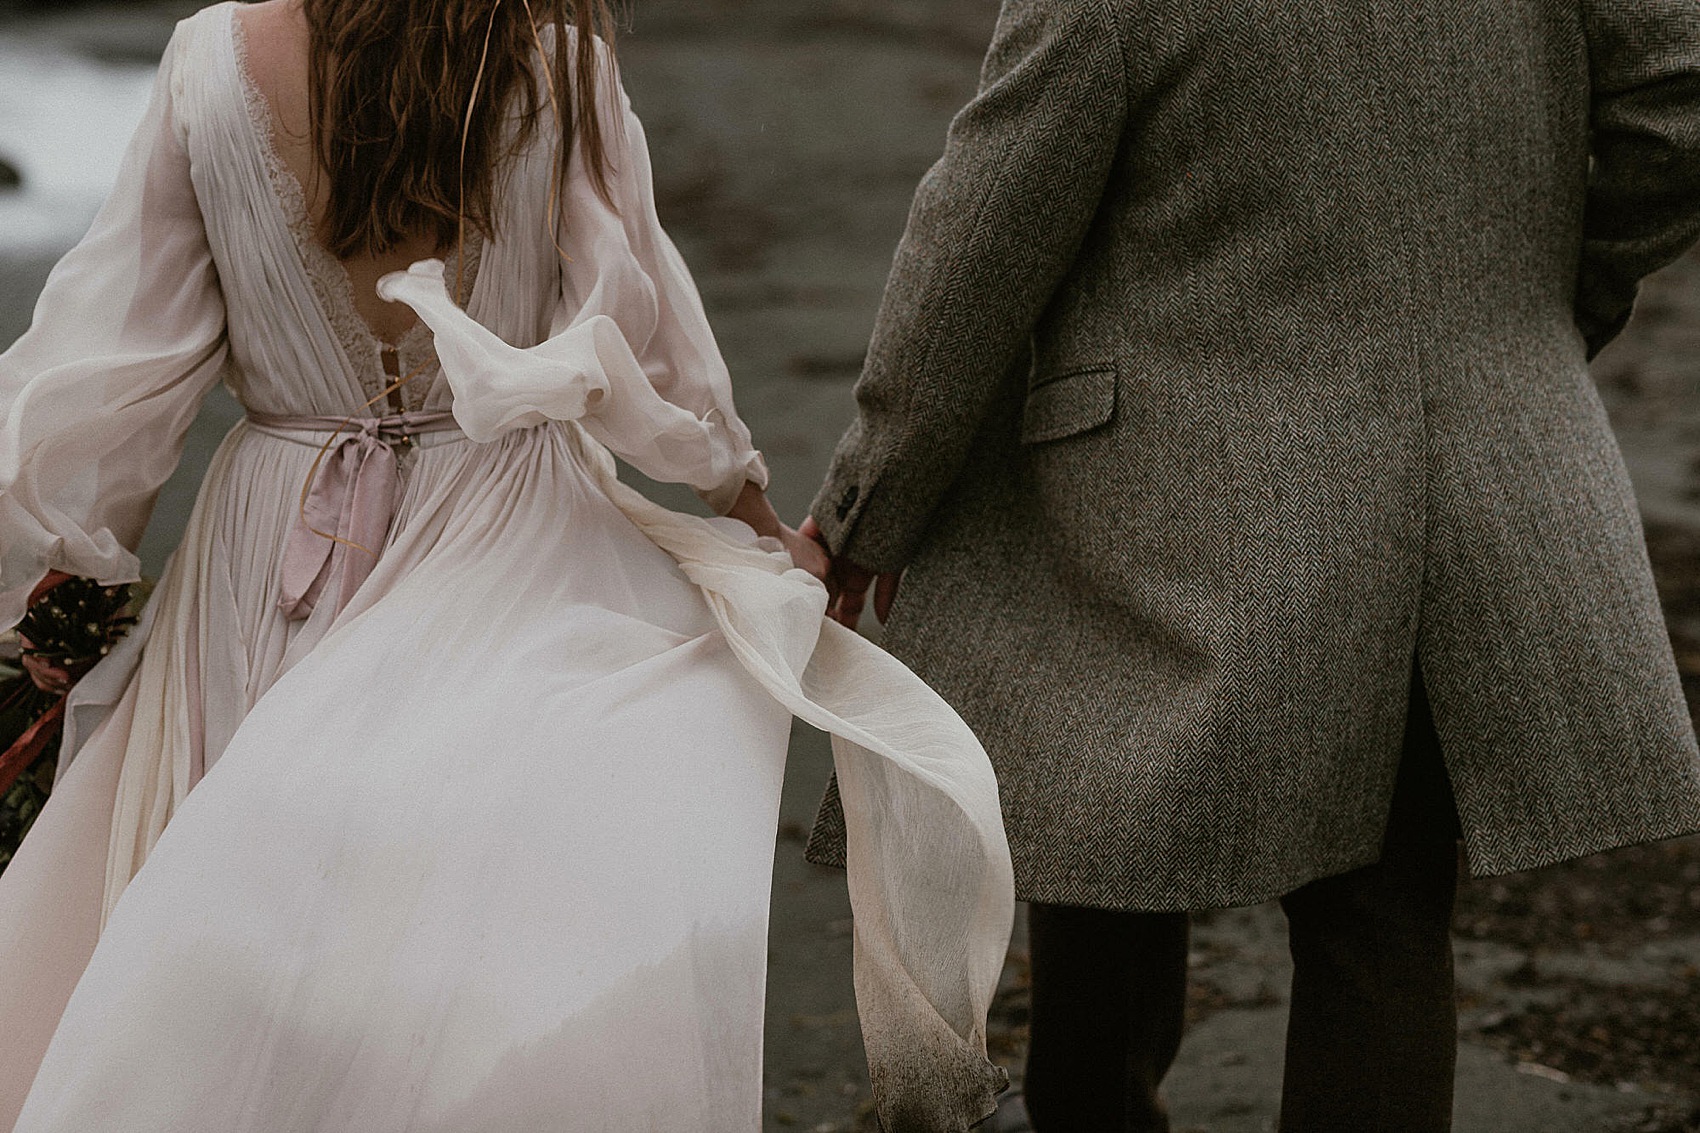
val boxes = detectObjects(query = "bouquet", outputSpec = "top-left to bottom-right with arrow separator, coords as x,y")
0,577 -> 137,874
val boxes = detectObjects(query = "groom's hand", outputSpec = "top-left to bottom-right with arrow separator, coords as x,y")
834,567 -> 902,633
801,518 -> 902,631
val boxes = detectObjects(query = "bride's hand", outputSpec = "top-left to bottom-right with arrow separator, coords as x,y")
777,523 -> 831,585
724,482 -> 831,586
19,638 -> 73,696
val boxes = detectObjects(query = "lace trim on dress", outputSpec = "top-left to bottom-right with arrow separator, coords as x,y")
229,17 -> 483,413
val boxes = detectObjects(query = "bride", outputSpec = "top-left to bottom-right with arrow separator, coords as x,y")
0,0 -> 1012,1128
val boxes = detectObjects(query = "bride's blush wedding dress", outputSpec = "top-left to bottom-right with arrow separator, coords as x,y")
0,5 -> 1012,1129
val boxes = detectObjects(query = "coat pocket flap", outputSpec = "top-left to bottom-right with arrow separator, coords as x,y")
1021,365 -> 1117,444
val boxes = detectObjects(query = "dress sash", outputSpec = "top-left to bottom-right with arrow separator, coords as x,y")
245,411 -> 464,620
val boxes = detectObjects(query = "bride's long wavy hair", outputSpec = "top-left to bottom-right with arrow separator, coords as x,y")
301,0 -> 621,259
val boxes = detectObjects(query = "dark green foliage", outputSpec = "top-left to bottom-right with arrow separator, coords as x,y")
0,734 -> 55,873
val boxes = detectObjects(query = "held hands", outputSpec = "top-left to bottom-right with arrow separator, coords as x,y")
725,482 -> 832,587
777,524 -> 833,587
720,484 -> 900,629
798,517 -> 902,632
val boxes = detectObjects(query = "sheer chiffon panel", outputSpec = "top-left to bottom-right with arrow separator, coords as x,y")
18,642 -> 789,1131
360,230 -> 1018,1126
325,424 -> 721,639
575,443 -> 1015,1129
0,21 -> 227,631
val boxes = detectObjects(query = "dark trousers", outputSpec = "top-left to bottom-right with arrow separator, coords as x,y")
1023,671 -> 1462,1133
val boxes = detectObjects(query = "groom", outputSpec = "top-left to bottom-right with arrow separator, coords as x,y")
803,1 -> 1700,1129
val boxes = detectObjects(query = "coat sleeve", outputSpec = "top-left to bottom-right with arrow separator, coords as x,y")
1577,0 -> 1700,358
808,0 -> 1127,570
0,22 -> 227,630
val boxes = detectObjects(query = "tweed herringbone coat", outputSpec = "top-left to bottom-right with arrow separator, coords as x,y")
805,0 -> 1700,910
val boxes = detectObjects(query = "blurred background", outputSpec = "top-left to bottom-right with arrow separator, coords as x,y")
1,1 -> 1697,1129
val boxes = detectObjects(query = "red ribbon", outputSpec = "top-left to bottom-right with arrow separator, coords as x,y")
0,694 -> 64,799
0,570 -> 77,795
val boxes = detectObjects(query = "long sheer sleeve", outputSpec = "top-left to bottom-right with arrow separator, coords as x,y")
385,44 -> 766,515
0,25 -> 227,630
558,67 -> 769,514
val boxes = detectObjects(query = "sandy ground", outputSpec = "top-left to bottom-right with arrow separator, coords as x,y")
2,2 -> 1698,1130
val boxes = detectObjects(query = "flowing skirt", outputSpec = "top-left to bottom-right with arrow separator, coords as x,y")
3,421 -> 795,1129
1,412 -> 1013,1132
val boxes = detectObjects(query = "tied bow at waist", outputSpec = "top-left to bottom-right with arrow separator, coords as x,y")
246,410 -> 465,621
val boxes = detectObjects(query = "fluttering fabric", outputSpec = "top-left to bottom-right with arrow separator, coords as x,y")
0,5 -> 1013,1130
391,262 -> 1015,1126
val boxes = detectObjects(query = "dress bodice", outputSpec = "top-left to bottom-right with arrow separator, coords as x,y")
0,0 -> 767,627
